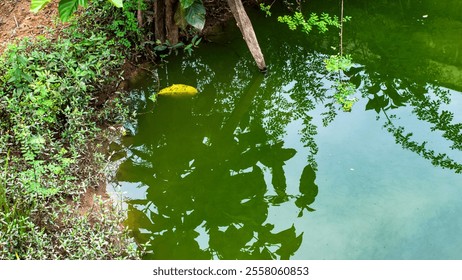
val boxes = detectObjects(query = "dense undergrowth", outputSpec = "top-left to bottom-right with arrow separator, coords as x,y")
0,0 -> 142,259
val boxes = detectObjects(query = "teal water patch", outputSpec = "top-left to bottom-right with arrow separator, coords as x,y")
110,0 -> 462,259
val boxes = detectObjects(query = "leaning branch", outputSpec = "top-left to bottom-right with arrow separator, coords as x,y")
227,0 -> 267,71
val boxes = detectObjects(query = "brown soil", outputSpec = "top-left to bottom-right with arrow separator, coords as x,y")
0,0 -> 64,53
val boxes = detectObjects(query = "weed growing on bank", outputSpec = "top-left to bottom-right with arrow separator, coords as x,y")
0,2 -> 140,259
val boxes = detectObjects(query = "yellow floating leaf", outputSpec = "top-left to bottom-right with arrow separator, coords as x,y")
157,84 -> 198,97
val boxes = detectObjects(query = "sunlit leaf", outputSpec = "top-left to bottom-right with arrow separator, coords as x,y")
29,182 -> 59,196
179,0 -> 194,9
58,0 -> 86,22
30,0 -> 52,13
107,0 -> 123,8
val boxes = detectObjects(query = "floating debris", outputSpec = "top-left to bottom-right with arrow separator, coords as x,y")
156,84 -> 198,97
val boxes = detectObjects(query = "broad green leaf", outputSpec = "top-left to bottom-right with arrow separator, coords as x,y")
185,1 -> 206,31
58,0 -> 89,21
30,0 -> 52,13
154,45 -> 168,52
108,0 -> 123,8
179,0 -> 194,9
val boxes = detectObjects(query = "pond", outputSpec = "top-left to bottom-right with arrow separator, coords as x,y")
109,0 -> 462,259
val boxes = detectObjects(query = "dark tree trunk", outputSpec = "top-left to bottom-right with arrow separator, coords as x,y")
165,0 -> 179,44
154,0 -> 166,42
153,0 -> 179,44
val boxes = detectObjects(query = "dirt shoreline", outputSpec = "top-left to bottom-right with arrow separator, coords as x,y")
0,0 -> 66,53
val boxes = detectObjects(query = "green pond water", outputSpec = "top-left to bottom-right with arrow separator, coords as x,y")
110,0 -> 462,259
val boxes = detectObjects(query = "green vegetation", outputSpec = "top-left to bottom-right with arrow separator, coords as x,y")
31,0 -> 207,49
259,3 -> 272,17
324,54 -> 357,111
270,0 -> 357,111
31,0 -> 207,32
31,0 -> 123,21
0,1 -> 139,259
278,11 -> 343,34
177,0 -> 207,31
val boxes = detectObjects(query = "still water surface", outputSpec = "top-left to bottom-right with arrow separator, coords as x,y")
110,0 -> 462,259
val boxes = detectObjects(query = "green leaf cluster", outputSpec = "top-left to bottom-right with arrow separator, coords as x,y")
104,0 -> 143,49
30,0 -> 123,21
278,12 -> 341,35
333,81 -> 357,112
259,3 -> 272,17
177,0 -> 206,31
324,54 -> 353,72
152,34 -> 202,58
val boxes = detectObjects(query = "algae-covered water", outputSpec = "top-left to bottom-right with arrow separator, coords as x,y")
110,0 -> 462,259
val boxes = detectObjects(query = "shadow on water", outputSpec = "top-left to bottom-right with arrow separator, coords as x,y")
111,0 -> 462,259
115,50 -> 326,259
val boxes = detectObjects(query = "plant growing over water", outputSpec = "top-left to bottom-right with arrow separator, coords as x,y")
260,2 -> 273,17
149,34 -> 202,59
324,54 -> 357,111
177,0 -> 207,31
332,78 -> 356,111
278,11 -> 345,34
263,0 -> 357,111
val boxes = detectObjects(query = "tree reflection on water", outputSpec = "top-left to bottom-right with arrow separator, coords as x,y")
114,47 -> 330,259
112,6 -> 462,258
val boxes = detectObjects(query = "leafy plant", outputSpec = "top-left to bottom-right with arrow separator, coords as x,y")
260,3 -> 273,17
333,80 -> 357,112
105,0 -> 143,49
278,12 -> 347,35
183,34 -> 202,55
150,34 -> 202,58
277,2 -> 357,111
325,54 -> 353,72
324,55 -> 357,111
30,0 -> 123,21
30,0 -> 52,12
179,0 -> 206,31
1,1 -> 139,259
